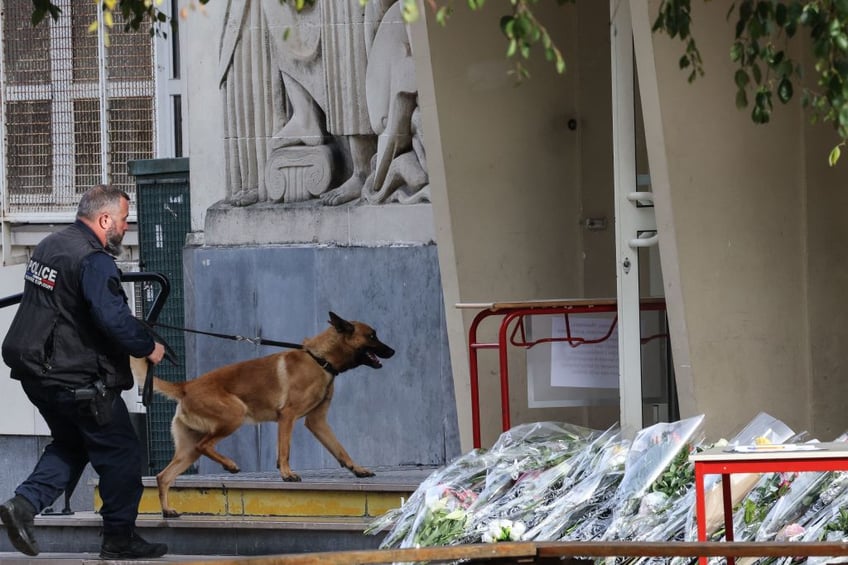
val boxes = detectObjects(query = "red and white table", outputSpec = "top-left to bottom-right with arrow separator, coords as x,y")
690,442 -> 848,565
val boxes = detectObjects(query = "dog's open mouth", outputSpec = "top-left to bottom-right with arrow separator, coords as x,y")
365,351 -> 383,368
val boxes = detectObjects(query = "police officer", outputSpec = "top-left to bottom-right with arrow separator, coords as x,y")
0,185 -> 168,559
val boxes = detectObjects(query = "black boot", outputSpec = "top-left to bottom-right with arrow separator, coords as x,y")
100,530 -> 168,559
0,495 -> 39,556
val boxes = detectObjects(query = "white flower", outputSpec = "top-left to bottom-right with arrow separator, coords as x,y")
638,491 -> 668,516
509,521 -> 527,540
482,519 -> 527,543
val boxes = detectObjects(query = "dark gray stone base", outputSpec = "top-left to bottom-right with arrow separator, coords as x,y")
182,243 -> 460,475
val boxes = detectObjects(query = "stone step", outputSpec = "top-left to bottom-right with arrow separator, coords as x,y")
7,512 -> 385,557
114,466 -> 434,519
3,466 -> 436,558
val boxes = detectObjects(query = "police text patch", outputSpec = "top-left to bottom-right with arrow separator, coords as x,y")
25,258 -> 58,291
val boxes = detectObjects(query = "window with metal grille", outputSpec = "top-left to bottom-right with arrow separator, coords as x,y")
0,0 -> 156,220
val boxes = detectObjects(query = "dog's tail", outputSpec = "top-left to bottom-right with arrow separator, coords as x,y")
129,356 -> 186,400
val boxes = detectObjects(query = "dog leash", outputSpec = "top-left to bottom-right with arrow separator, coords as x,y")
150,322 -> 304,350
140,323 -> 338,405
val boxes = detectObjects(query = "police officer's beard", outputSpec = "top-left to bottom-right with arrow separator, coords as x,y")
104,225 -> 124,257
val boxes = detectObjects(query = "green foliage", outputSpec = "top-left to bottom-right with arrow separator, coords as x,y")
499,1 -> 571,81
651,444 -> 695,498
653,0 -> 848,165
822,506 -> 848,537
31,0 -> 61,27
652,0 -> 705,82
413,0 -> 574,80
741,472 -> 794,526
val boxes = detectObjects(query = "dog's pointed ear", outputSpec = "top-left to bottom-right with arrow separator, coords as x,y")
328,311 -> 355,335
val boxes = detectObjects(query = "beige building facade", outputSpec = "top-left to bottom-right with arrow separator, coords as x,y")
410,0 -> 848,449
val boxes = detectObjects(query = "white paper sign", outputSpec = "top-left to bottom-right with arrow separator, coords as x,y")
550,316 -> 619,389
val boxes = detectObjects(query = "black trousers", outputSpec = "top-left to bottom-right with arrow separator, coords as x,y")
15,379 -> 144,535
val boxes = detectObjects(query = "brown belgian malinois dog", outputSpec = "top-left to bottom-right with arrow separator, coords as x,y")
132,312 -> 395,518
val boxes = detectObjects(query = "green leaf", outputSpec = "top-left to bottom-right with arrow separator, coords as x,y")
500,16 -> 515,38
752,62 -> 762,84
735,68 -> 750,88
48,3 -> 60,20
775,3 -> 787,27
777,77 -> 793,103
752,100 -> 771,124
515,15 -> 531,38
507,39 -> 517,58
829,144 -> 841,166
731,42 -> 744,62
555,54 -> 566,74
31,8 -> 47,26
400,0 -> 419,21
830,18 -> 842,38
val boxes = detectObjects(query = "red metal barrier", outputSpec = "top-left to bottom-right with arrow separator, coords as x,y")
458,298 -> 666,449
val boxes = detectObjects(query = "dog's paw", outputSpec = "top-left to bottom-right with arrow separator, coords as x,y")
281,473 -> 302,482
223,463 -> 240,474
352,467 -> 375,478
162,509 -> 181,519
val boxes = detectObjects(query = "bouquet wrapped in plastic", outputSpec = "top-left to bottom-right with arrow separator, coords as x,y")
601,415 -> 705,542
367,410 -> 848,561
523,426 -> 629,541
366,421 -> 599,547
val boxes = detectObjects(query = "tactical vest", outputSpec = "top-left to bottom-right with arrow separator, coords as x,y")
1,223 -> 134,389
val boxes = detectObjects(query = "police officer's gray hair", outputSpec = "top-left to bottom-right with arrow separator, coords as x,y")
76,184 -> 130,220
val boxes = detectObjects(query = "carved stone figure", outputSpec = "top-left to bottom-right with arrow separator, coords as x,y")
362,1 -> 429,204
220,0 -> 428,206
219,0 -> 282,206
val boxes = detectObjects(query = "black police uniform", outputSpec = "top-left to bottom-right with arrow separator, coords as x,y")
1,220 -> 155,536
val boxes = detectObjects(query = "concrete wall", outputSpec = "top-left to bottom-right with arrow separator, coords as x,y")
416,2 -> 619,448
803,73 -> 848,438
180,1 -> 227,231
183,244 -> 459,473
644,0 -> 807,436
638,0 -> 848,439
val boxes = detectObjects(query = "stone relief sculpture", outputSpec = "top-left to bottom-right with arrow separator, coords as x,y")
362,1 -> 429,204
219,0 -> 283,206
220,0 -> 429,207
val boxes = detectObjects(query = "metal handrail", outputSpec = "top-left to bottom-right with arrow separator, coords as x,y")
0,271 -> 170,326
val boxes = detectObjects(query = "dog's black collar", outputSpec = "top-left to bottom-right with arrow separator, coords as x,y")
307,350 -> 339,376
